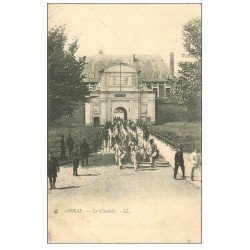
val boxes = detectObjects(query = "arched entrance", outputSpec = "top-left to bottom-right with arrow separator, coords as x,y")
113,107 -> 127,122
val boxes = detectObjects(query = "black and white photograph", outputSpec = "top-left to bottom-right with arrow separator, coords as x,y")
2,0 -> 250,249
48,3 -> 201,243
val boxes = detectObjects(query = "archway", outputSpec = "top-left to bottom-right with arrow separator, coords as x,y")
113,107 -> 127,122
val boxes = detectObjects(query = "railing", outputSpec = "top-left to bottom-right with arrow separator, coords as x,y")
147,128 -> 177,149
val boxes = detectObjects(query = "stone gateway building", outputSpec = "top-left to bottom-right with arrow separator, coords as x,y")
84,52 -> 174,126
59,51 -> 179,126
86,63 -> 156,125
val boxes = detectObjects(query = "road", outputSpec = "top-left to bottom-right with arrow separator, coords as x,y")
48,152 -> 201,243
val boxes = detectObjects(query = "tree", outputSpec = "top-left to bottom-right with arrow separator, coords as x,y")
48,26 -> 88,122
175,18 -> 201,120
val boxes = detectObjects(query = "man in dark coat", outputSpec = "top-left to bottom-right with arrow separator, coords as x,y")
174,146 -> 186,180
60,135 -> 66,160
80,139 -> 90,167
66,134 -> 74,158
47,155 -> 59,190
73,146 -> 80,176
143,126 -> 149,140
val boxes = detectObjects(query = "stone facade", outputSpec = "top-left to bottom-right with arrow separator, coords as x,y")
85,63 -> 155,125
57,52 -> 183,126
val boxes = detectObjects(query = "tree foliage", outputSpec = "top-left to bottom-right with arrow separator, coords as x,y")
175,18 -> 201,120
182,18 -> 201,60
48,26 -> 87,122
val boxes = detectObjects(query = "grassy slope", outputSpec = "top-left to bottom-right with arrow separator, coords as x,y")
149,122 -> 201,152
48,125 -> 103,156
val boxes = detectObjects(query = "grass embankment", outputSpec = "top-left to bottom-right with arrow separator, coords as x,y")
48,125 -> 103,158
149,122 -> 201,152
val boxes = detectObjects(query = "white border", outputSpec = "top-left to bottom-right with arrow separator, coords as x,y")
1,0 -> 250,249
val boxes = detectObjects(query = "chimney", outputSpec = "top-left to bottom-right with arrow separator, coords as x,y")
133,54 -> 139,62
169,52 -> 174,76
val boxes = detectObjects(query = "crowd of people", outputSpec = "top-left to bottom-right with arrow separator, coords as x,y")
48,134 -> 90,189
47,119 -> 201,190
101,119 -> 159,171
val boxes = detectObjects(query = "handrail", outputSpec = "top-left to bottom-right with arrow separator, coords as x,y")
147,128 -> 177,149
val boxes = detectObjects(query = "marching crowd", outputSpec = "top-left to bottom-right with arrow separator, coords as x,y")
48,119 -> 201,190
101,119 -> 159,172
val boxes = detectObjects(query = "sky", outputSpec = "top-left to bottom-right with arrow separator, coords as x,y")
48,4 -> 201,73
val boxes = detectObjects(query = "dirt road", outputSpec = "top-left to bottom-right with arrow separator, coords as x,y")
48,153 -> 201,243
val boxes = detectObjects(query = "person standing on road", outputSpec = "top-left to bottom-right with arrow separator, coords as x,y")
103,128 -> 109,152
146,137 -> 153,163
80,139 -> 90,167
191,148 -> 201,181
47,154 -> 60,190
66,134 -> 74,158
114,139 -> 120,164
60,135 -> 66,161
142,137 -> 149,161
114,139 -> 123,169
150,139 -> 159,167
147,139 -> 158,167
131,141 -> 140,172
72,145 -> 80,176
174,146 -> 186,180
119,144 -> 126,170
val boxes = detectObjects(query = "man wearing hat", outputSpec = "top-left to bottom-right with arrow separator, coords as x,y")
66,134 -> 74,158
72,145 -> 80,176
147,138 -> 158,167
80,138 -> 90,167
174,146 -> 186,180
47,154 -> 60,190
131,140 -> 140,171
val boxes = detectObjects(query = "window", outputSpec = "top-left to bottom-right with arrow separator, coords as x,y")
153,87 -> 158,97
153,73 -> 159,79
123,77 -> 128,85
112,77 -> 116,85
89,83 -> 95,89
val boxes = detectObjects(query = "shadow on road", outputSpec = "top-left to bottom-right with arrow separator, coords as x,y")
78,174 -> 100,177
138,168 -> 158,171
122,166 -> 134,169
56,186 -> 80,190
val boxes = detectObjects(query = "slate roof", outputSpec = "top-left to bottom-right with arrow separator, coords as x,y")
83,54 -> 173,83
